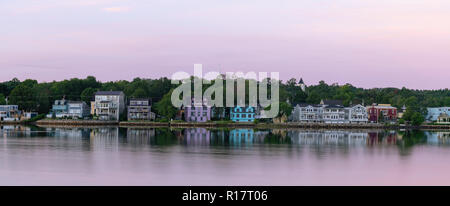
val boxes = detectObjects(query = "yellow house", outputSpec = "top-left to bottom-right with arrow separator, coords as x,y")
90,101 -> 96,115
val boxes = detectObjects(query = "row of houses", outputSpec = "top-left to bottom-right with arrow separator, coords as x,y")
1,89 -> 449,124
290,100 -> 399,123
180,98 -> 259,122
0,105 -> 38,121
46,91 -> 156,121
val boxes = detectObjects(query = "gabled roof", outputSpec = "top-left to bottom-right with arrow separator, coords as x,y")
95,91 -> 124,96
321,99 -> 343,106
438,113 -> 450,118
298,78 -> 304,84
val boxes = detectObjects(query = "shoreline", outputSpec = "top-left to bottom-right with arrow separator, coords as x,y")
5,119 -> 445,130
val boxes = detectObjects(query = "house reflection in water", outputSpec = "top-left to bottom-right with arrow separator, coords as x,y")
90,127 -> 120,149
181,128 -> 270,146
287,130 -> 369,146
184,128 -> 211,146
367,131 -> 397,145
126,128 -> 156,145
229,129 -> 254,145
1,125 -> 46,139
425,131 -> 450,145
229,129 -> 269,146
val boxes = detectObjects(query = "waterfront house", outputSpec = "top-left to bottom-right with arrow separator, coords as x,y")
127,98 -> 155,121
437,113 -> 450,124
323,105 -> 347,123
346,104 -> 368,124
68,101 -> 90,119
366,104 -> 397,123
290,100 -> 368,124
174,108 -> 185,120
0,105 -> 20,121
47,99 -> 69,118
426,107 -> 450,122
21,112 -> 38,120
211,107 -> 227,120
290,103 -> 323,122
230,106 -> 255,122
184,98 -> 211,122
90,101 -> 95,115
94,91 -> 125,121
320,100 -> 347,123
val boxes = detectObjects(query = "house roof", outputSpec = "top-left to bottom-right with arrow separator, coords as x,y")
95,91 -> 124,96
438,113 -> 450,118
294,103 -> 322,107
130,98 -> 150,102
325,105 -> 345,108
321,99 -> 343,106
368,104 -> 396,109
68,101 -> 85,104
349,104 -> 364,107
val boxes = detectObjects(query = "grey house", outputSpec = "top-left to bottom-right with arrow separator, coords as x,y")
127,98 -> 155,121
94,91 -> 125,121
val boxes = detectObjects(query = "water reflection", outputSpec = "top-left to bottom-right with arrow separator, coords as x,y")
1,125 -> 450,151
2,125 -> 450,185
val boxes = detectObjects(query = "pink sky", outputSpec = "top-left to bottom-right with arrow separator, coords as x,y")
1,0 -> 449,89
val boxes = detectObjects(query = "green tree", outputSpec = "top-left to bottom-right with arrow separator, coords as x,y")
154,89 -> 178,120
9,79 -> 38,111
411,112 -> 425,126
0,93 -> 6,105
81,87 -> 97,104
33,83 -> 52,113
264,101 -> 293,118
131,88 -> 147,98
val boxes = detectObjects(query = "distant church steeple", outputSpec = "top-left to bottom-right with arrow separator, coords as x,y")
297,78 -> 306,92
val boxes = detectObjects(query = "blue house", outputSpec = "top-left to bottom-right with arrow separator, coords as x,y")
47,99 -> 69,118
426,107 -> 450,122
230,106 -> 255,122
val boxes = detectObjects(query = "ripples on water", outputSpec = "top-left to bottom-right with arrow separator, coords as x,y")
0,125 -> 449,185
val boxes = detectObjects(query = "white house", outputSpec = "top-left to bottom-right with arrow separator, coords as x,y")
290,104 -> 323,122
0,105 -> 20,121
94,91 -> 125,121
323,105 -> 347,124
290,100 -> 369,124
346,104 -> 368,123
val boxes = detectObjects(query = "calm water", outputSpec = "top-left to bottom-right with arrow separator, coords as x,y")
1,125 -> 450,185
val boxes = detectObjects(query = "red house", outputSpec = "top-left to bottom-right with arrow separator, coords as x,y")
367,104 -> 397,123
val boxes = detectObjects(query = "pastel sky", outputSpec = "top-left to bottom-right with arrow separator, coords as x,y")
1,0 -> 449,89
